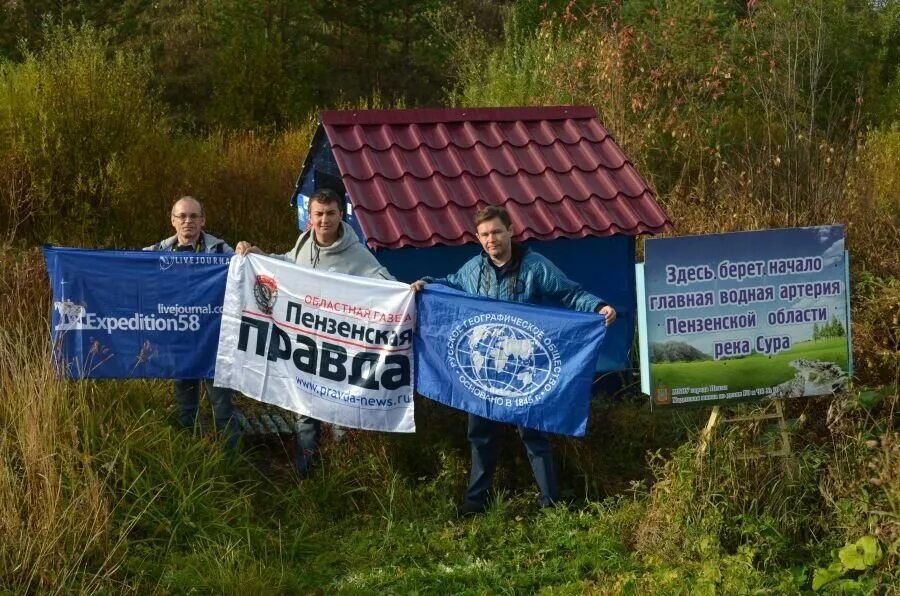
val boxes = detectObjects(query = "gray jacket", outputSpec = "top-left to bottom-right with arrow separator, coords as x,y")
277,222 -> 393,280
144,232 -> 233,254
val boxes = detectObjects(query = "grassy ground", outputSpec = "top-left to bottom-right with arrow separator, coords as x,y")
3,372 -> 896,593
1,250 -> 896,593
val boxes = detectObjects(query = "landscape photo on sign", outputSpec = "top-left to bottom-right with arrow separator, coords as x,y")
641,226 -> 850,406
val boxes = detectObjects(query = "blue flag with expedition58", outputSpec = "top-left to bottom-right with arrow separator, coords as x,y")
44,246 -> 231,379
414,284 -> 607,437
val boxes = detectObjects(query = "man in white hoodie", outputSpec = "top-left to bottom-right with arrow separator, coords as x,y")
236,188 -> 394,475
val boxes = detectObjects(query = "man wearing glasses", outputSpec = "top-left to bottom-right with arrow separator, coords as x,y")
145,195 -> 238,448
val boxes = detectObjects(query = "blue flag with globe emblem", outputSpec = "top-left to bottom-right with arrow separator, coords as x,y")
414,284 -> 607,437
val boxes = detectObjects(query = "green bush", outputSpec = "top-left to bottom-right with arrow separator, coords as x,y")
0,22 -> 314,251
0,23 -> 173,246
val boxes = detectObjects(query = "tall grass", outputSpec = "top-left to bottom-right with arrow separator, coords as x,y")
0,251 -> 295,592
0,250 -> 116,591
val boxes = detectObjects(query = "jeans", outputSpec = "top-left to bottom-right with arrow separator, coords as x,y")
465,414 -> 558,507
293,414 -> 321,474
173,379 -> 239,449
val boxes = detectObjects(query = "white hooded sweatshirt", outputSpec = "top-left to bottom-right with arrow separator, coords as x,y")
277,221 -> 394,280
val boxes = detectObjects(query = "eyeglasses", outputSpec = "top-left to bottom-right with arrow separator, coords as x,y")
172,213 -> 204,222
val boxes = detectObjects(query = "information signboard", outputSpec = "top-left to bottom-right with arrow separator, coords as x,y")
637,226 -> 851,406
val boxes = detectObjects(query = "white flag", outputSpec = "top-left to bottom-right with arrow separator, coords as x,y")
215,254 -> 416,432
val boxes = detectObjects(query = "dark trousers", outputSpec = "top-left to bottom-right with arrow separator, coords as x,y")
293,414 -> 321,474
465,413 -> 558,507
173,379 -> 238,449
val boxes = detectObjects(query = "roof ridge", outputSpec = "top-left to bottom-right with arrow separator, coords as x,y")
321,106 -> 597,126
329,134 -> 615,152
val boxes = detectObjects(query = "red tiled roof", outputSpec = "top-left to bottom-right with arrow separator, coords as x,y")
320,106 -> 672,249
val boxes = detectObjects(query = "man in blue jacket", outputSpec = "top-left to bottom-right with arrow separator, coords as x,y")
412,205 -> 615,515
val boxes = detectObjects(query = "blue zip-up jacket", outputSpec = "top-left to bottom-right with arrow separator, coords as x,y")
429,244 -> 604,312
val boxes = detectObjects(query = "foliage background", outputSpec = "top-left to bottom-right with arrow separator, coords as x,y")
0,0 -> 897,592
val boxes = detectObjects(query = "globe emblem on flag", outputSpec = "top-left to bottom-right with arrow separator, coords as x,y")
453,322 -> 553,398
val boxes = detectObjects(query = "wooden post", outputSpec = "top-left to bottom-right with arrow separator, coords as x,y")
696,405 -> 721,462
695,399 -> 793,463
